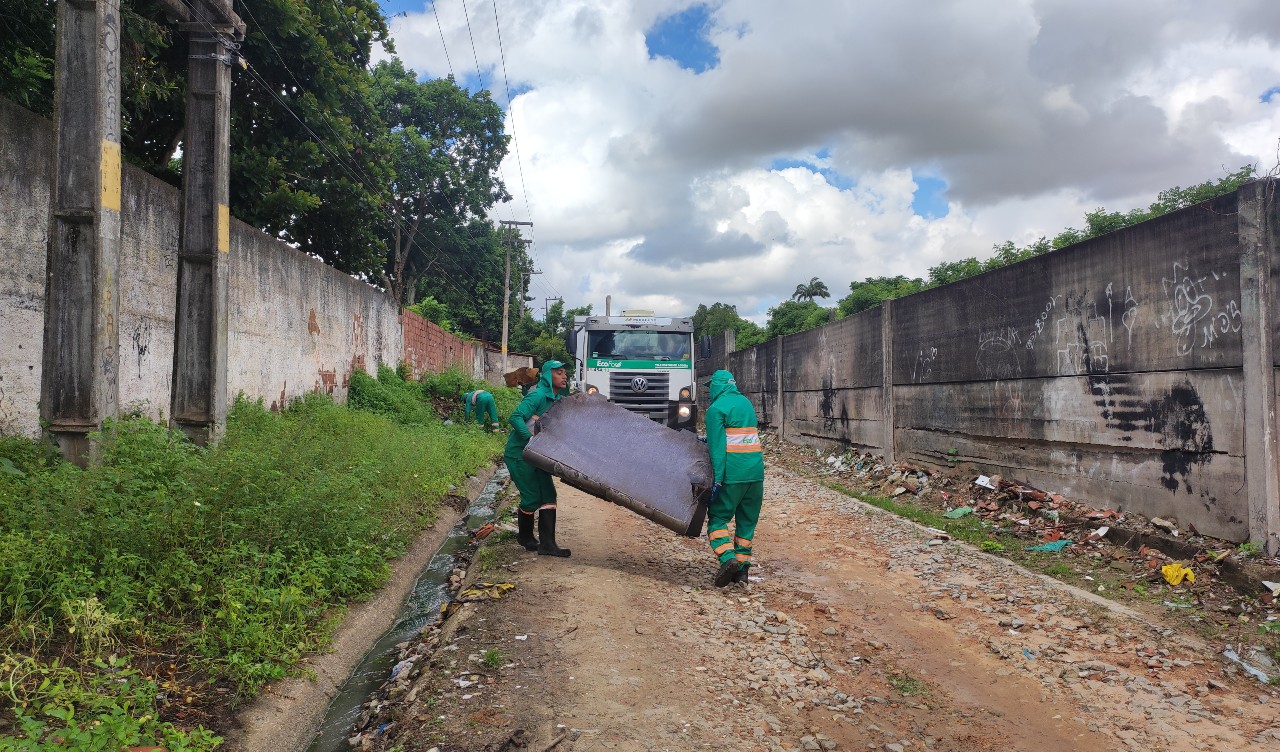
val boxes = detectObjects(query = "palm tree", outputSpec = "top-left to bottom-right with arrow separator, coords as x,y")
791,277 -> 831,302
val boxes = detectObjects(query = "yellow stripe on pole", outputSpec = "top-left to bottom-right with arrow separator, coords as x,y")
217,204 -> 230,253
100,140 -> 121,212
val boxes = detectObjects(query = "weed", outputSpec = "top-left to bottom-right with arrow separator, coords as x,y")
482,648 -> 504,669
980,541 -> 1005,553
61,597 -> 124,657
888,671 -> 927,696
1238,541 -> 1261,557
475,546 -> 499,574
1044,563 -> 1072,579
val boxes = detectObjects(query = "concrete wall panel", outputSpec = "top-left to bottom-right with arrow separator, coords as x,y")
781,309 -> 881,390
784,386 -> 883,453
117,166 -> 179,421
227,221 -> 402,410
0,101 -> 51,436
893,200 -> 1244,386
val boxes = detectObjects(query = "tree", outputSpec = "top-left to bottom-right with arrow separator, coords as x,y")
370,59 -> 510,304
791,277 -> 831,303
509,300 -> 591,365
766,300 -> 831,338
692,302 -> 766,349
837,276 -> 924,317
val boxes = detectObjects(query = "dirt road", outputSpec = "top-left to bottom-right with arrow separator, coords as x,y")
366,467 -> 1279,752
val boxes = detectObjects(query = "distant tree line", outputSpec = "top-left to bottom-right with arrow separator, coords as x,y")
693,165 -> 1257,344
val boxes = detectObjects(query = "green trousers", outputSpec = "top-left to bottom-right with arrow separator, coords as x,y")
505,452 -> 557,513
707,481 -> 763,568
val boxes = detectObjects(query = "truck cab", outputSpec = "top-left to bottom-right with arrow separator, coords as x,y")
567,310 -> 697,431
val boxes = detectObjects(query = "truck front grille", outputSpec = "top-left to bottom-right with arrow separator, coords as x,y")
609,371 -> 670,419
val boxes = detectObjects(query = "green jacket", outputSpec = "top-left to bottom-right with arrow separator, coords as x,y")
504,361 -> 568,458
704,370 -> 764,484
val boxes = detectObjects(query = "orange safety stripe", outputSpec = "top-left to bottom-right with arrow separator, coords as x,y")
518,509 -> 535,516
708,529 -> 731,541
735,553 -> 752,562
713,542 -> 735,555
734,537 -> 752,547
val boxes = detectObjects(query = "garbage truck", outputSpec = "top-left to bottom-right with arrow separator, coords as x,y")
566,309 -> 698,431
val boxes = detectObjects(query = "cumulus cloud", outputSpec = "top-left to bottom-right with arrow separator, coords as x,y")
383,0 -> 1280,319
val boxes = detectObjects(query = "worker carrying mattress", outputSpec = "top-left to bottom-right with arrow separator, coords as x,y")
522,392 -> 712,536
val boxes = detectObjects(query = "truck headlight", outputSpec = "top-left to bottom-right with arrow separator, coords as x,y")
586,384 -> 599,395
679,387 -> 691,400
678,405 -> 691,418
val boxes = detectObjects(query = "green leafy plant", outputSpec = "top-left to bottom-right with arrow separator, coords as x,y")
482,648 -> 504,669
888,671 -> 927,696
980,541 -> 1005,553
1238,541 -> 1261,557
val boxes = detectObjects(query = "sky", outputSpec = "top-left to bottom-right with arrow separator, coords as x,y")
375,0 -> 1280,323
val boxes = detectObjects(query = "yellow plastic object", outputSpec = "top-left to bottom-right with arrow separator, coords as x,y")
1161,563 -> 1195,586
458,582 -> 516,601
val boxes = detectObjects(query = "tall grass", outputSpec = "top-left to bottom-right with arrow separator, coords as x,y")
0,376 -> 503,749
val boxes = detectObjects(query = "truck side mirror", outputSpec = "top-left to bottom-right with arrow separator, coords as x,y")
565,328 -> 577,356
699,335 -> 713,359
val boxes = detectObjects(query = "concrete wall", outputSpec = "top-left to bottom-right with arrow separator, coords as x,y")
0,102 -> 50,436
699,187 -> 1279,545
482,348 -> 534,386
0,98 -> 457,433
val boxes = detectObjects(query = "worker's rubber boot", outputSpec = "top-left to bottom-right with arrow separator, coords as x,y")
536,509 -> 571,557
713,559 -> 740,587
517,511 -> 538,551
734,564 -> 750,584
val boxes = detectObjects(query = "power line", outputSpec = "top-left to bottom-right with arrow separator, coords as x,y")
430,0 -> 456,79
460,0 -> 485,91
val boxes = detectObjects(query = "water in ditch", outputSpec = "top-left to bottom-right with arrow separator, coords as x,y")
305,466 -> 508,752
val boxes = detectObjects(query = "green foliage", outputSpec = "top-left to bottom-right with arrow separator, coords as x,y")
407,296 -> 461,335
420,367 -> 521,423
980,540 -> 1005,553
510,300 -> 591,366
481,648 -> 504,668
692,302 -> 767,350
349,366 -> 439,426
791,276 -> 831,303
1,655 -> 222,751
0,392 -> 500,715
766,299 -> 832,338
1238,541 -> 1261,557
836,276 -> 924,317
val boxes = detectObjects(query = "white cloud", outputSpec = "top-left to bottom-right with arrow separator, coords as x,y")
384,0 -> 1280,320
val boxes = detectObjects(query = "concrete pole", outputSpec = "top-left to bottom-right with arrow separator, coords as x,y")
171,1 -> 242,444
1237,178 -> 1280,555
40,0 -> 124,464
498,221 -> 532,372
774,335 -> 785,437
880,299 -> 896,465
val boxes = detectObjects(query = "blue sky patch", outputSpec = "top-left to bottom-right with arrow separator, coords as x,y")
912,176 -> 949,219
1261,85 -> 1280,103
769,158 -> 856,190
645,5 -> 719,73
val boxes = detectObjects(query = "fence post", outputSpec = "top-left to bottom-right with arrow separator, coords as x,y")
40,0 -> 123,463
1238,178 -> 1280,555
881,299 -> 896,465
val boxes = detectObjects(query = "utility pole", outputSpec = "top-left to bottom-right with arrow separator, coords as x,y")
170,0 -> 244,444
498,220 -> 532,374
544,296 -> 563,320
41,0 -> 125,463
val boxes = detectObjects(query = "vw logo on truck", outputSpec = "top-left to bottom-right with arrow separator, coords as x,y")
631,377 -> 648,393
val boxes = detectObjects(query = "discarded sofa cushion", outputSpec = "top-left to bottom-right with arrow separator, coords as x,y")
522,392 -> 712,536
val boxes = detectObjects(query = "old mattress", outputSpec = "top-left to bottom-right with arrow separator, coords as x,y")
522,392 -> 712,536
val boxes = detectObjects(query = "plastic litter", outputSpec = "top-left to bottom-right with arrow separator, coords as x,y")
943,506 -> 974,519
1262,580 -> 1280,596
1026,539 -> 1071,552
1022,648 -> 1035,660
974,475 -> 996,490
1224,649 -> 1272,684
1161,563 -> 1195,586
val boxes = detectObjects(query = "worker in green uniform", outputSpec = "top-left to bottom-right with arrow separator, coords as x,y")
461,388 -> 501,431
703,369 -> 765,587
505,360 -> 572,557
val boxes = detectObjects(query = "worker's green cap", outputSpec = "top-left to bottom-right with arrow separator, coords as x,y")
544,360 -> 565,370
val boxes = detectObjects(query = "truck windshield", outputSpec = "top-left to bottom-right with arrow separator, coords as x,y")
588,331 -> 691,361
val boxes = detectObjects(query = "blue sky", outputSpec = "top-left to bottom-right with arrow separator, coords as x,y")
644,4 -> 719,73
